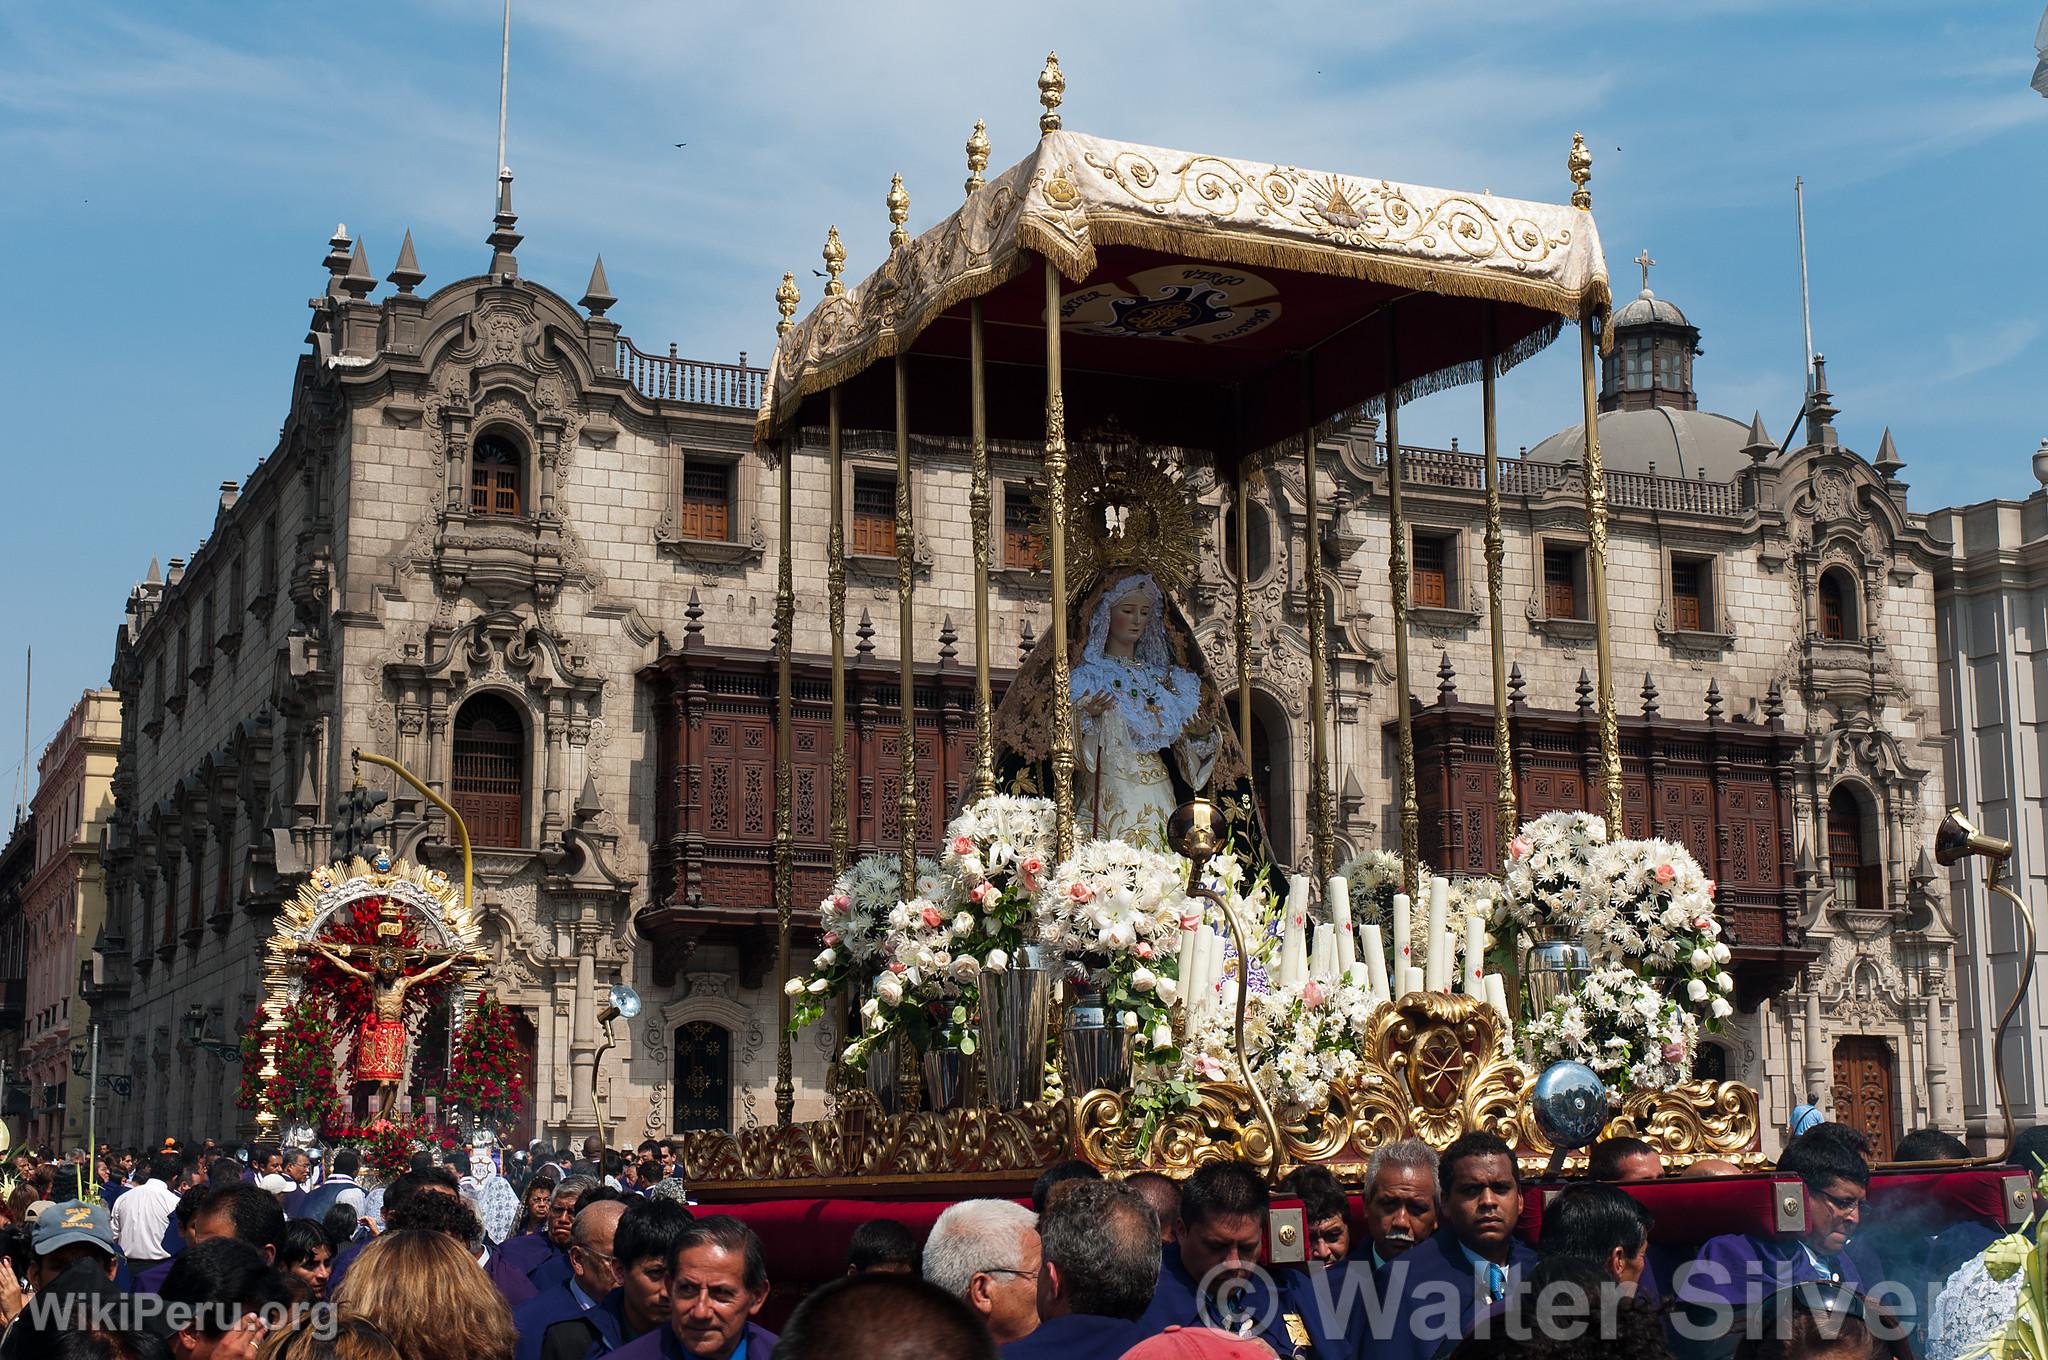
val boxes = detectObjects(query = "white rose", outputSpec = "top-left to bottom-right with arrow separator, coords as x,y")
1717,972 -> 1735,993
783,978 -> 806,996
1131,967 -> 1157,994
877,976 -> 905,1006
1156,977 -> 1179,1004
1120,1011 -> 1141,1032
1687,979 -> 1709,1003
807,978 -> 828,994
985,948 -> 1009,972
953,913 -> 975,936
1150,1024 -> 1174,1051
815,947 -> 837,968
1710,996 -> 1733,1019
1712,943 -> 1731,965
1689,947 -> 1713,971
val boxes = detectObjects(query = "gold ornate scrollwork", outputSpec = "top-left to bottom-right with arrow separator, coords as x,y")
1515,1079 -> 1761,1171
675,1099 -> 1072,1187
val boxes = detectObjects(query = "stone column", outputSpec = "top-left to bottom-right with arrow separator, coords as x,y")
1802,983 -> 1829,1113
563,923 -> 599,1136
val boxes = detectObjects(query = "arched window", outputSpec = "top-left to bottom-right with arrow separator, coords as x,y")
1818,568 -> 1855,641
451,694 -> 527,848
1828,786 -> 1881,911
470,434 -> 523,517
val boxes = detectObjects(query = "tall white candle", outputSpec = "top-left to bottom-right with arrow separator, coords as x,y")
1462,912 -> 1488,994
1283,875 -> 1310,988
1329,876 -> 1357,974
1176,924 -> 1201,1002
1392,893 -> 1413,979
1484,973 -> 1515,1039
1403,965 -> 1425,996
1361,924 -> 1390,1001
1425,879 -> 1450,993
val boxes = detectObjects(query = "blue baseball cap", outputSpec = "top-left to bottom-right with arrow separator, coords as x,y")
32,1201 -> 115,1256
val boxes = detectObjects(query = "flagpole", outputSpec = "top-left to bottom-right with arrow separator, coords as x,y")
496,0 -> 511,180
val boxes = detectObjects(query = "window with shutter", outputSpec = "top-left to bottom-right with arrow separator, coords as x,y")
1672,559 -> 1704,632
1544,548 -> 1580,619
452,694 -> 527,848
852,472 -> 896,557
1003,487 -> 1044,570
1414,534 -> 1450,609
470,435 -> 523,517
679,462 -> 733,541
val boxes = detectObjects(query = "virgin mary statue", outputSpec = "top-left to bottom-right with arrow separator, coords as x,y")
992,568 -> 1257,852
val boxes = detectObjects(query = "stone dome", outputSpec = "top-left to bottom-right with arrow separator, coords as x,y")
1610,286 -> 1690,329
1526,405 -> 1756,481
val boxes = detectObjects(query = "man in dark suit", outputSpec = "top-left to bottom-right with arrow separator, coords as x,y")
1003,1180 -> 1156,1360
606,1216 -> 776,1360
547,1199 -> 696,1360
1370,1130 -> 1537,1360
1136,1160 -> 1272,1339
1536,1182 -> 1651,1293
491,1174 -> 598,1305
511,1199 -> 626,1360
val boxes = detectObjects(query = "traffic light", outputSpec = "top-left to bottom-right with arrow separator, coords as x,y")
334,785 -> 390,860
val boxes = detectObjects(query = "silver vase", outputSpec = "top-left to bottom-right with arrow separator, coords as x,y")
863,1033 -> 902,1115
979,945 -> 1053,1109
1521,925 -> 1591,1021
1060,988 -> 1133,1094
922,1046 -> 974,1112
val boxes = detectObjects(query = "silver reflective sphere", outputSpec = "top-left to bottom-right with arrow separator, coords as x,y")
1532,1061 -> 1609,1149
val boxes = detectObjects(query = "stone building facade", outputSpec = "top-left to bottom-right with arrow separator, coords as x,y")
20,690 -> 119,1151
98,181 -> 1955,1153
1931,447 -> 2048,1146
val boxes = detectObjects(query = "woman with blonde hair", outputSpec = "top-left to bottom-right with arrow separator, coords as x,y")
331,1228 -> 514,1360
259,1317 -> 404,1360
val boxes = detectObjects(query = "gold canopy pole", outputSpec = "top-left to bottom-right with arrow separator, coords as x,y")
1301,366 -> 1334,884
1482,304 -> 1515,861
1386,313 -> 1419,896
772,272 -> 800,1127
1570,133 -> 1623,832
823,229 -> 850,876
1233,457 -> 1254,765
888,175 -> 919,888
1039,55 -> 1076,859
966,121 -> 996,802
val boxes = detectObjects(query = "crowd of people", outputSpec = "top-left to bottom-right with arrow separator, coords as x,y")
0,1120 -> 2024,1360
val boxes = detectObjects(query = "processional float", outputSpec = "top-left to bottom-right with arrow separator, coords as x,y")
676,56 -> 2031,1195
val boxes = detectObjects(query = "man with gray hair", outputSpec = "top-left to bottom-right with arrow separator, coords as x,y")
1005,1180 -> 1158,1360
922,1197 -> 1042,1347
1362,1137 -> 1439,1270
512,1198 -> 626,1360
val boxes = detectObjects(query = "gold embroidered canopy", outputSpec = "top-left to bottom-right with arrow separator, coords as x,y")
756,129 -> 1612,460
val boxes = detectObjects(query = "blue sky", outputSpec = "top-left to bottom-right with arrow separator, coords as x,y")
1,0 -> 2042,818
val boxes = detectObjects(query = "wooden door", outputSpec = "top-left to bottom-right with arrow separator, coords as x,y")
1831,1036 -> 1897,1160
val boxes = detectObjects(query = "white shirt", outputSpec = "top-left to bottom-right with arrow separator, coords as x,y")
108,1179 -> 181,1259
255,1172 -> 294,1195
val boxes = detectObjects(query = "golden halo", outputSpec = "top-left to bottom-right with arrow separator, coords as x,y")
1036,421 -> 1203,603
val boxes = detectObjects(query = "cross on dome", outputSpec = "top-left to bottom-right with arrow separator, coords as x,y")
1634,247 -> 1657,294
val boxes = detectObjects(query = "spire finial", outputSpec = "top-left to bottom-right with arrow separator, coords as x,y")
487,168 -> 523,277
1038,52 -> 1065,136
322,224 -> 353,298
1568,131 -> 1592,210
341,239 -> 376,300
1634,247 -> 1656,294
965,119 -> 991,195
580,255 -> 616,316
1742,411 -> 1775,464
775,272 -> 801,336
823,226 -> 846,297
887,174 -> 910,253
387,229 -> 425,294
1872,426 -> 1904,479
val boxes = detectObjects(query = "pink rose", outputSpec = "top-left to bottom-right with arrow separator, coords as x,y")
1661,1042 -> 1687,1064
1508,837 -> 1532,861
1180,914 -> 1202,932
888,961 -> 907,974
1301,980 -> 1326,1008
1193,1055 -> 1227,1081
1068,882 -> 1093,903
1654,864 -> 1676,886
831,894 -> 851,914
823,931 -> 842,947
1704,879 -> 1716,898
1136,942 -> 1154,960
920,905 -> 945,929
971,882 -> 998,905
1693,916 -> 1713,932
1021,856 -> 1044,876
952,835 -> 975,857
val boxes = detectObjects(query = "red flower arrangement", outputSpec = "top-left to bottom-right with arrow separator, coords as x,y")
238,994 -> 345,1132
329,1112 -> 459,1179
444,993 -> 529,1133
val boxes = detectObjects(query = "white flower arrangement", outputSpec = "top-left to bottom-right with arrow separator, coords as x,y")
1171,976 -> 1379,1116
1498,811 -> 1611,934
940,794 -> 1057,971
1591,838 -> 1735,1030
1039,838 -> 1198,1060
786,852 -> 948,1033
1332,849 -> 1483,980
1522,964 -> 1700,1093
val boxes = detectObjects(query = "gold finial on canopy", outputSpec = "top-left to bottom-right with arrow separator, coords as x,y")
822,226 -> 846,297
775,272 -> 800,336
1569,131 -> 1593,210
1038,52 -> 1064,135
887,173 -> 911,252
965,119 -> 991,195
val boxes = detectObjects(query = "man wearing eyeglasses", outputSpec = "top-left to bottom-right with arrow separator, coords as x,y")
1680,1123 -> 1876,1307
922,1198 -> 1043,1346
512,1199 -> 627,1360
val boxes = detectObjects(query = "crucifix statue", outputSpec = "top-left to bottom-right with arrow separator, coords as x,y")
1635,247 -> 1656,293
299,937 -> 482,1119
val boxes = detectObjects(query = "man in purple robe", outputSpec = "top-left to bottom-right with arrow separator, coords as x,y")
1680,1124 -> 1878,1309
